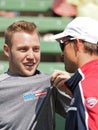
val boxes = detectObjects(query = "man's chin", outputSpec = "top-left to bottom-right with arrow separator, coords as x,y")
21,70 -> 35,77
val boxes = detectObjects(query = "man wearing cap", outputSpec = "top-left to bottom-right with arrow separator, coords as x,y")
52,17 -> 98,130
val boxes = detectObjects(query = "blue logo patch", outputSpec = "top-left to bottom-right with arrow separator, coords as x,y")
23,90 -> 47,101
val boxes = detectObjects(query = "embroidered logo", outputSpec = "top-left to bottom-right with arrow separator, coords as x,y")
70,98 -> 75,105
86,97 -> 98,108
23,90 -> 47,101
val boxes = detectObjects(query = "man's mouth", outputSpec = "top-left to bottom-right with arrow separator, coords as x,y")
24,63 -> 35,69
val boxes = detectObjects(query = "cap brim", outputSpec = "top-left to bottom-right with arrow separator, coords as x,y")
51,32 -> 67,40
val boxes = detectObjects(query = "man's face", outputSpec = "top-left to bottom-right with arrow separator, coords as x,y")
63,43 -> 78,73
59,38 -> 78,73
4,32 -> 40,76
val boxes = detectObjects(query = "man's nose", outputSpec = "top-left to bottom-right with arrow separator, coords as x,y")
61,52 -> 64,62
27,51 -> 34,59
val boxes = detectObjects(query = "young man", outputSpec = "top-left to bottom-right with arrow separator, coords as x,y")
0,21 -> 71,130
52,17 -> 98,130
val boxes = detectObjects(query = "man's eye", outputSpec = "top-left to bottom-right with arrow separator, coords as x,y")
33,47 -> 40,52
18,48 -> 27,52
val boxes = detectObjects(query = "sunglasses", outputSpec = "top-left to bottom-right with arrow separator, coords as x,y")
59,37 -> 76,51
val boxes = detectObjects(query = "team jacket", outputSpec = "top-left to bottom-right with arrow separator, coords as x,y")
0,71 -> 71,130
65,59 -> 98,130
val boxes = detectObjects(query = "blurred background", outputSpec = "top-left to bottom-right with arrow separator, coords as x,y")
0,0 -> 98,129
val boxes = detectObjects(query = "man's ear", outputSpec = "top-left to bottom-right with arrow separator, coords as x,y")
3,44 -> 10,57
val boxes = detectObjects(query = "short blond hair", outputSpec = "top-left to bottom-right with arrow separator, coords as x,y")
5,20 -> 40,47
